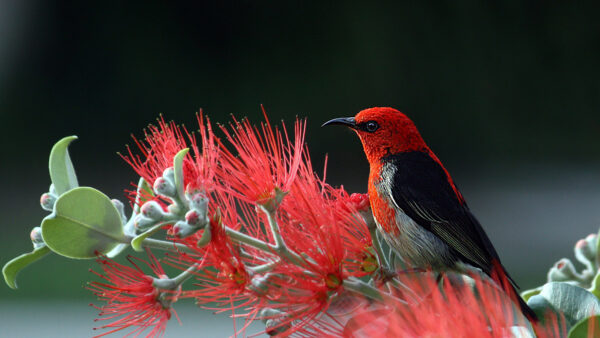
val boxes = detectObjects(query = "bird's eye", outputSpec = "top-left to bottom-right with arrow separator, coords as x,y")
365,121 -> 379,132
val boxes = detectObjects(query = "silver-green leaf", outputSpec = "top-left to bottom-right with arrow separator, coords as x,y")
2,246 -> 51,289
41,187 -> 127,259
533,282 -> 600,330
48,136 -> 79,195
173,148 -> 189,202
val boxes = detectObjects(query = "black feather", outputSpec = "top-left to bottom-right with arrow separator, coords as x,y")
382,151 -> 537,321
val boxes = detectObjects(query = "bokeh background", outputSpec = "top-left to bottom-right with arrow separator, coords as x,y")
1,1 -> 600,336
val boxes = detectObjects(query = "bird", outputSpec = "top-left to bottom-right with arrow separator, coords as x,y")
322,107 -> 536,321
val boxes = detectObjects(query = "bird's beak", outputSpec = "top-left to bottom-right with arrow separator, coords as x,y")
321,117 -> 357,129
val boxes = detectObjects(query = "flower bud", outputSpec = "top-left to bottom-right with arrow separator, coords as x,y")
547,258 -> 580,282
40,193 -> 57,211
140,201 -> 165,220
162,167 -> 175,183
167,203 -> 182,215
185,209 -> 209,228
134,214 -> 155,230
171,220 -> 197,238
259,307 -> 282,320
574,236 -> 596,272
49,184 -> 57,196
265,318 -> 290,336
153,177 -> 176,197
249,274 -> 271,296
188,192 -> 209,214
30,226 -> 44,249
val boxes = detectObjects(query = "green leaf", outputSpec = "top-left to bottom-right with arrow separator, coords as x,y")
41,187 -> 127,259
2,246 -> 51,289
131,222 -> 167,252
173,148 -> 189,201
590,273 -> 600,299
527,294 -> 568,335
49,136 -> 79,195
105,243 -> 128,258
536,282 -> 600,329
568,315 -> 600,338
521,286 -> 543,302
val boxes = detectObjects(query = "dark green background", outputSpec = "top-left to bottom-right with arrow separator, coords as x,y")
1,1 -> 599,303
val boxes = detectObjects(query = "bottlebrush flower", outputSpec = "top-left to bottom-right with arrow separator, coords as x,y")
122,116 -> 188,186
168,189 -> 259,307
217,107 -> 305,206
122,113 -> 220,196
88,251 -> 178,338
234,158 -> 374,336
342,272 -> 562,338
183,214 -> 251,304
169,195 -> 269,336
278,151 -> 373,279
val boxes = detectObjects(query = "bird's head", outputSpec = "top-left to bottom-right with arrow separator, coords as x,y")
322,107 -> 427,163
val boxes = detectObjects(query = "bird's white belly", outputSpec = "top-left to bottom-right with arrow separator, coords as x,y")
375,198 -> 456,270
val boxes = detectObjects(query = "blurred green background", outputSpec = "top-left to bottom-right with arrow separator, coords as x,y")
1,1 -> 600,336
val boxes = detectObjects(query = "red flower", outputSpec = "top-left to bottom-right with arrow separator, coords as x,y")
183,113 -> 220,193
218,107 -> 305,205
233,157 -> 374,336
122,113 -> 220,195
122,116 -> 188,186
88,251 -> 177,338
168,189 -> 259,306
342,272 -> 562,338
279,155 -> 373,280
184,215 -> 251,303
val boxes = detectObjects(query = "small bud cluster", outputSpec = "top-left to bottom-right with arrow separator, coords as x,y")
133,168 -> 176,231
29,227 -> 44,249
172,189 -> 210,238
153,172 -> 176,198
40,184 -> 58,212
133,166 -> 211,239
33,184 -> 60,249
547,233 -> 599,289
259,308 -> 290,336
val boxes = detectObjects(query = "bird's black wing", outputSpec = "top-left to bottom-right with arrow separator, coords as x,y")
383,151 -> 502,276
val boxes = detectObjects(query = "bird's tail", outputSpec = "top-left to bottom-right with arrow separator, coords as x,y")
490,260 -> 538,323
515,289 -> 538,322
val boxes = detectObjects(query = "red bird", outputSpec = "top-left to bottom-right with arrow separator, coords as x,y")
323,107 -> 536,320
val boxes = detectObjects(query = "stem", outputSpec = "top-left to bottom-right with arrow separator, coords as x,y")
344,277 -> 407,304
225,226 -> 272,252
172,262 -> 201,285
370,227 -> 389,269
142,238 -> 193,253
260,205 -> 285,249
249,260 -> 280,274
153,262 -> 201,289
259,206 -> 306,266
